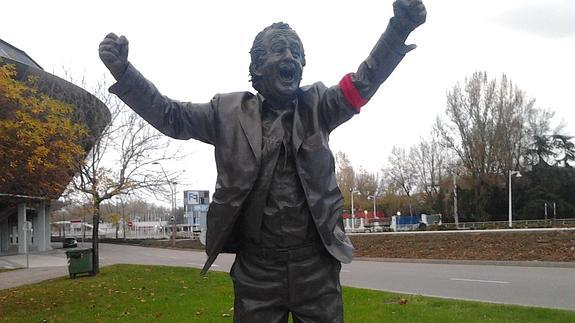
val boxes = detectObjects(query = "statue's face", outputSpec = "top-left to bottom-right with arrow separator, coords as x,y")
253,29 -> 304,103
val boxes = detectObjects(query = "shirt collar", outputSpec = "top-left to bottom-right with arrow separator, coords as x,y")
261,95 -> 298,111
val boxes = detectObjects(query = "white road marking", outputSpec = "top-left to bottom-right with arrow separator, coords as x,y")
186,263 -> 220,268
450,278 -> 510,284
341,269 -> 351,273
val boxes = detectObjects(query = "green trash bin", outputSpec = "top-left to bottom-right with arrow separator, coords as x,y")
65,248 -> 93,278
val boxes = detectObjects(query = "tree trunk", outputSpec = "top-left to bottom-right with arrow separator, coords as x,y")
91,201 -> 100,275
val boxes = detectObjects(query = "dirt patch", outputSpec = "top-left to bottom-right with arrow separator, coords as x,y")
350,230 -> 575,262
104,230 -> 575,262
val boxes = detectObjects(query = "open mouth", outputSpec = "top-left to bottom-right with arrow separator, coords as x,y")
278,63 -> 298,83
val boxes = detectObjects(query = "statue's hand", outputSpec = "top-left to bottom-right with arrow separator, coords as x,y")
99,33 -> 129,80
392,0 -> 427,35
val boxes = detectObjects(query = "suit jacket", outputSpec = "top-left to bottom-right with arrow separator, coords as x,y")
109,20 -> 412,274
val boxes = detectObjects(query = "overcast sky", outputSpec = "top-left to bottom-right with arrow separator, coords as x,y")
3,0 -> 575,202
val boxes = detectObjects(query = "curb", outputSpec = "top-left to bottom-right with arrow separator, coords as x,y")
354,257 -> 575,268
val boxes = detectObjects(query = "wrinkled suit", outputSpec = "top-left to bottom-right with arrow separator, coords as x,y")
108,19 -> 413,321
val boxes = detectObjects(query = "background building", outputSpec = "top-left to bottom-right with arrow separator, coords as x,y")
183,190 -> 209,232
0,39 -> 110,254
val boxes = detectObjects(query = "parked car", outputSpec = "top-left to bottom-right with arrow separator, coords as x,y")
63,237 -> 78,248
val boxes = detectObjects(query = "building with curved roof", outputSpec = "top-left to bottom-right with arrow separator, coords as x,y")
0,39 -> 110,255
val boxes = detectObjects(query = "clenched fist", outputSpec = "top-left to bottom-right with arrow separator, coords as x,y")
392,0 -> 426,38
99,33 -> 129,80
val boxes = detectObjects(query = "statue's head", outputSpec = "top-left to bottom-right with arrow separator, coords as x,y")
250,22 -> 306,104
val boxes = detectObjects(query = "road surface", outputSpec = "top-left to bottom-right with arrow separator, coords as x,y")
1,243 -> 574,311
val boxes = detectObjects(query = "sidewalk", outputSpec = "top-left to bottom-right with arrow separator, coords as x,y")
0,246 -> 69,290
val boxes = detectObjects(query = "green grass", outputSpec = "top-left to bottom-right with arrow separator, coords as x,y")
0,264 -> 573,322
0,268 -> 19,273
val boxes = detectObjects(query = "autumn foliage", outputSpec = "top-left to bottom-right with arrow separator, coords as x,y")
0,63 -> 88,198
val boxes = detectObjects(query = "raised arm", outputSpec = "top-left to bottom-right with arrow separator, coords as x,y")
98,33 -> 216,144
347,0 -> 426,101
321,0 -> 426,132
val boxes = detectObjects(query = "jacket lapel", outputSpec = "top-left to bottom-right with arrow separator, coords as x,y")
239,94 -> 262,164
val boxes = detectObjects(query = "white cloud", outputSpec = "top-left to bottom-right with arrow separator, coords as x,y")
493,0 -> 575,38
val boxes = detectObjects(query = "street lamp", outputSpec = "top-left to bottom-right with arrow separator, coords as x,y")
508,170 -> 522,228
153,162 -> 177,244
453,173 -> 459,229
349,188 -> 359,231
367,193 -> 377,219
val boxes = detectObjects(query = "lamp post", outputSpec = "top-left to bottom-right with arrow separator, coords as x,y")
172,181 -> 179,245
153,162 -> 176,245
367,194 -> 377,219
349,188 -> 355,231
453,174 -> 459,229
349,188 -> 360,232
508,170 -> 522,228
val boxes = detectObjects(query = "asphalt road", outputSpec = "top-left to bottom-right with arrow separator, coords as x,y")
341,260 -> 575,311
1,243 -> 573,311
94,243 -> 575,311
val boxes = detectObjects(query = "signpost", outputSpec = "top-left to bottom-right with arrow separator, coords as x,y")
170,216 -> 176,247
22,221 -> 32,268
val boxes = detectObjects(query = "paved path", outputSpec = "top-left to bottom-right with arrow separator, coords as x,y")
0,246 -> 69,290
1,243 -> 574,311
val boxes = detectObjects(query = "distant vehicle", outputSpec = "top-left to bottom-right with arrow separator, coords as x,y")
363,219 -> 391,233
390,214 -> 442,231
63,237 -> 78,248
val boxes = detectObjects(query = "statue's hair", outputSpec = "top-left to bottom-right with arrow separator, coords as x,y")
249,22 -> 306,92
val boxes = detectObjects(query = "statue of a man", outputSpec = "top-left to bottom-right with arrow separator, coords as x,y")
99,0 -> 425,321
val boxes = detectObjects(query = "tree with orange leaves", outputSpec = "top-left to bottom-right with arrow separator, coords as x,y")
0,63 -> 87,198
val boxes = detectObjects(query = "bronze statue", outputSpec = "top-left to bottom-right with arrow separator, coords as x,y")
99,0 -> 426,321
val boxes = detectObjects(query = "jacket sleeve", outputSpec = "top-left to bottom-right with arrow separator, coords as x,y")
320,18 -> 415,133
109,63 -> 217,145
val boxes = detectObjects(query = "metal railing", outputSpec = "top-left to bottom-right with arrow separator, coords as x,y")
345,218 -> 575,233
438,218 -> 575,231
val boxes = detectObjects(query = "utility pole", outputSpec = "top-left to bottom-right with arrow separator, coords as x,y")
453,174 -> 459,229
350,188 -> 355,232
172,181 -> 178,247
508,171 -> 521,228
553,202 -> 556,219
153,162 -> 177,246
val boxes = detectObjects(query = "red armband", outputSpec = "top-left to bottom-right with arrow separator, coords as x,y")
339,73 -> 368,112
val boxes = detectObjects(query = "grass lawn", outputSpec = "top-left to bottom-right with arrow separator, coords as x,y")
0,268 -> 19,273
0,264 -> 573,322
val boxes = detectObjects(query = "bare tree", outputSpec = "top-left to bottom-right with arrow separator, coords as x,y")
335,151 -> 355,212
435,72 -> 537,220
354,167 -> 379,210
69,83 -> 180,274
409,136 -> 450,210
384,146 -> 416,215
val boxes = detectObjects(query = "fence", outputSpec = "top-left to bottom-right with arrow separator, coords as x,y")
52,222 -> 202,240
440,218 -> 575,230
